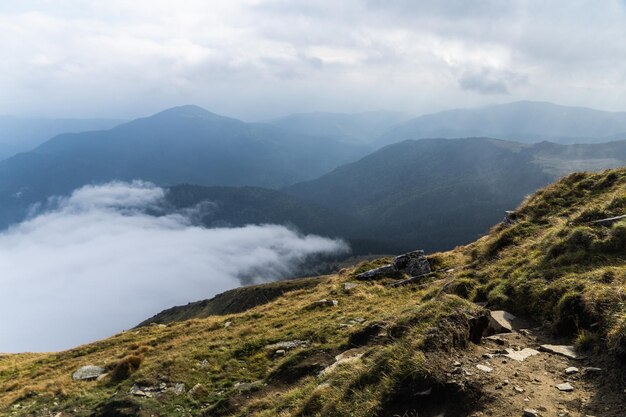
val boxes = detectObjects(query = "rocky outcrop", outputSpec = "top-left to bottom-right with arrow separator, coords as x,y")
356,250 -> 430,281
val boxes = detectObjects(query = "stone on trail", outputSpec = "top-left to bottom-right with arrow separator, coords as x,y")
523,409 -> 539,417
539,344 -> 579,359
565,366 -> 579,375
556,382 -> 574,392
476,364 -> 493,373
487,310 -> 516,334
502,347 -> 540,362
72,365 -> 106,381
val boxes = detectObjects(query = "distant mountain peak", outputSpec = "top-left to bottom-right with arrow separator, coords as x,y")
152,105 -> 223,120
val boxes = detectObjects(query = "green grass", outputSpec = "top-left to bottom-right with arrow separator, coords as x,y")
2,168 -> 626,416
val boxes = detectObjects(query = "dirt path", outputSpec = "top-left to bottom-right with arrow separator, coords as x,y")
446,323 -> 626,417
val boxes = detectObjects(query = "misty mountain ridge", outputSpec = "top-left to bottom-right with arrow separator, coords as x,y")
267,110 -> 413,144
0,115 -> 125,160
378,100 -> 626,146
0,105 -> 369,227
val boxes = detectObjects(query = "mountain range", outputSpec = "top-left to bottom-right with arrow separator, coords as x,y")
3,102 -> 626,254
378,101 -> 626,146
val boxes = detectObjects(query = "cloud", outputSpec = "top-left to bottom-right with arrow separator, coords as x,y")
0,181 -> 348,353
457,69 -> 527,95
1,1 -> 626,119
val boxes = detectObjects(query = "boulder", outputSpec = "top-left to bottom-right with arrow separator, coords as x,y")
355,250 -> 430,281
488,310 -> 516,334
392,250 -> 431,276
72,365 -> 106,381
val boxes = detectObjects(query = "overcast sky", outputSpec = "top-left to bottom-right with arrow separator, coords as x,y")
2,0 -> 626,120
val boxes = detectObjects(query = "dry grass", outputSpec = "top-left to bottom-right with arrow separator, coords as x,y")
2,168 -> 626,416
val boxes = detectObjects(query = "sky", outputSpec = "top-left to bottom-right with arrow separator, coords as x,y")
1,0 -> 626,120
0,181 -> 348,352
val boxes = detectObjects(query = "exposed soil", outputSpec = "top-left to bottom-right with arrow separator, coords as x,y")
422,325 -> 626,417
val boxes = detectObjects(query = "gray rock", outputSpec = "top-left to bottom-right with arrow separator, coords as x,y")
583,367 -> 602,374
355,264 -> 396,280
565,366 -> 579,375
274,349 -> 286,356
502,348 -> 540,362
307,299 -> 338,309
523,409 -> 539,417
343,282 -> 359,291
556,382 -> 574,392
488,310 -> 516,334
392,250 -> 431,276
72,365 -> 106,381
503,211 -> 517,226
170,383 -> 186,395
224,321 -> 232,328
539,344 -> 579,359
266,339 -> 308,351
129,385 -> 149,397
355,250 -> 430,280
188,383 -> 208,399
234,380 -> 263,392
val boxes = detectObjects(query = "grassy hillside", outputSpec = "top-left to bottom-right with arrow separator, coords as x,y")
2,168 -> 626,416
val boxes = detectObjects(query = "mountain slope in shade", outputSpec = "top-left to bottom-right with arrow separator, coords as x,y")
0,116 -> 125,160
268,110 -> 412,144
286,137 -> 626,252
0,105 -> 369,228
378,101 -> 626,146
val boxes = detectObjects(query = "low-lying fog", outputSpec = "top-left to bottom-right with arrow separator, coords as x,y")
0,181 -> 348,352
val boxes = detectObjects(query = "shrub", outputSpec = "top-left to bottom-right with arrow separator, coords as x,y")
554,292 -> 594,335
607,314 -> 626,359
109,355 -> 143,382
446,278 -> 478,299
575,330 -> 600,351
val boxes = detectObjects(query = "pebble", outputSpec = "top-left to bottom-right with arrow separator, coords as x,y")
523,408 -> 539,417
476,364 -> 493,373
565,367 -> 579,375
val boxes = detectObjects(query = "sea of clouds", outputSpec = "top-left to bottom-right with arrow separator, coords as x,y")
0,181 -> 348,352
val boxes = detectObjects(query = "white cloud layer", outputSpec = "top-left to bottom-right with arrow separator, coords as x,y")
2,1 -> 626,119
0,181 -> 348,353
